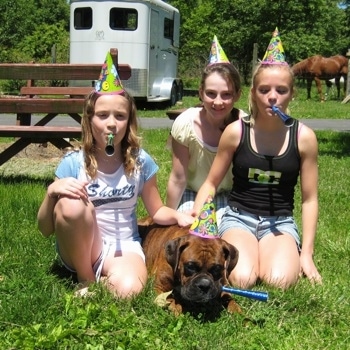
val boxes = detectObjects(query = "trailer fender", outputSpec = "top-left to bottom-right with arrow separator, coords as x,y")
157,78 -> 183,106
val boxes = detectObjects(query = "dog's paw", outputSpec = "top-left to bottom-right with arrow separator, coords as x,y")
154,291 -> 183,316
222,293 -> 242,314
168,299 -> 183,316
154,291 -> 173,308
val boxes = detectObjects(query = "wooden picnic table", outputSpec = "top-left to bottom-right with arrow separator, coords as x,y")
0,48 -> 131,166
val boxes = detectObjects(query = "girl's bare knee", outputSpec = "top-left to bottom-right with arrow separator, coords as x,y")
262,269 -> 299,289
230,269 -> 258,289
106,273 -> 147,298
55,197 -> 93,223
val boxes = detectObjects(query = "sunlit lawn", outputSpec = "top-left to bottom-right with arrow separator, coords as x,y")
0,122 -> 349,348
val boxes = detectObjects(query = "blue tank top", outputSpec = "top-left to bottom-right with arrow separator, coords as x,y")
228,118 -> 300,216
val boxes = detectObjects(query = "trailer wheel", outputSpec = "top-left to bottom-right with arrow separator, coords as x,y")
169,83 -> 178,106
177,81 -> 184,102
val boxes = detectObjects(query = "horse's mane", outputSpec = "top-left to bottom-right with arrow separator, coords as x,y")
330,55 -> 348,68
291,58 -> 311,76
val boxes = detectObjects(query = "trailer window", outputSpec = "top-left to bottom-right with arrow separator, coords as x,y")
74,7 -> 92,30
110,8 -> 138,30
164,18 -> 174,40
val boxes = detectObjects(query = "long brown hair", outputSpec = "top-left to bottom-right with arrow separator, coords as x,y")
199,62 -> 242,126
81,90 -> 141,179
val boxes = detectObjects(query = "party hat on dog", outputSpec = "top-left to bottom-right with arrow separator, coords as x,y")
261,27 -> 288,65
189,194 -> 219,239
95,51 -> 124,94
208,35 -> 230,65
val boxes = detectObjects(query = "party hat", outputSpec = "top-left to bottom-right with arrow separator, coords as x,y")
208,35 -> 230,65
189,194 -> 219,239
261,27 -> 288,65
95,51 -> 124,94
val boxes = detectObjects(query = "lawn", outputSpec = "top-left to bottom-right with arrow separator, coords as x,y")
0,94 -> 349,349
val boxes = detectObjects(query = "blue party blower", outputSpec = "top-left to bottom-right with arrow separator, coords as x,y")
222,286 -> 269,302
271,105 -> 294,127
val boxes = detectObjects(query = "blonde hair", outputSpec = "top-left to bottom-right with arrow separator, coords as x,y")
81,90 -> 141,179
247,64 -> 295,126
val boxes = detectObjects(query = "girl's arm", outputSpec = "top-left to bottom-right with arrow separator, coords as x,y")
193,121 -> 241,216
142,175 -> 194,227
298,125 -> 322,283
166,138 -> 189,209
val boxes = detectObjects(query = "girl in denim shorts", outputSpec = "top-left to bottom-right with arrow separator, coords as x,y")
192,30 -> 322,289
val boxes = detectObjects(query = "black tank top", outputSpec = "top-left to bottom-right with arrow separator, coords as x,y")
228,118 -> 301,216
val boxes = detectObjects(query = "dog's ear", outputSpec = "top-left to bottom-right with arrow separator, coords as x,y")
165,236 -> 190,271
222,241 -> 239,276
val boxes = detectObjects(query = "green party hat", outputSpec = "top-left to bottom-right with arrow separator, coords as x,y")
95,51 -> 124,94
208,35 -> 230,65
261,27 -> 288,65
189,194 -> 219,239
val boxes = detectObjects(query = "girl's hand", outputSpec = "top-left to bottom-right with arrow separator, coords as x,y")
176,212 -> 195,227
47,178 -> 89,200
299,253 -> 322,285
185,208 -> 199,219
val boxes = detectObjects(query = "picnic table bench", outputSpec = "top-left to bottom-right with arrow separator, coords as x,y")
0,48 -> 131,166
166,108 -> 187,120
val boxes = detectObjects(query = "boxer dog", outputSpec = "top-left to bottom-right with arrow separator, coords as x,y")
139,217 -> 241,318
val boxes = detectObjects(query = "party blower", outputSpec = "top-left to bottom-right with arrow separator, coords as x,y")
271,105 -> 294,127
105,133 -> 115,156
222,286 -> 269,302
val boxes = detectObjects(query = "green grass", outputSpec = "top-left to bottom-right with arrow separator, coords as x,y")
0,125 -> 350,349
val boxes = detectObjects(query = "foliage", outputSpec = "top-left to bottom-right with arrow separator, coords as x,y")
170,0 -> 349,82
0,0 -> 69,63
18,22 -> 70,63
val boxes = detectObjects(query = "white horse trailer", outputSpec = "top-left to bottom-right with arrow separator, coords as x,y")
69,0 -> 183,105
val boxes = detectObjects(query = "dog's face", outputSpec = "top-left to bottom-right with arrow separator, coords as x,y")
165,235 -> 239,303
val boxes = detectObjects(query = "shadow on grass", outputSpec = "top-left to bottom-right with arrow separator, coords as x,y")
316,131 -> 350,158
49,259 -> 78,287
0,174 -> 52,186
136,100 -> 170,111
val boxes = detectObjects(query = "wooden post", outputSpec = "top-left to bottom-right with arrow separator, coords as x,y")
341,48 -> 350,104
252,43 -> 258,78
110,48 -> 119,70
51,44 -> 56,63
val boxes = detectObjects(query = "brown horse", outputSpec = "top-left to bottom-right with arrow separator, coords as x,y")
291,55 -> 348,101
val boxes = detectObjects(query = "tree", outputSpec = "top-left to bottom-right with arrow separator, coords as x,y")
169,0 -> 349,83
0,0 -> 348,84
0,0 -> 69,63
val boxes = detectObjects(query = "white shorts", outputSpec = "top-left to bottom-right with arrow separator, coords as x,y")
57,238 -> 145,282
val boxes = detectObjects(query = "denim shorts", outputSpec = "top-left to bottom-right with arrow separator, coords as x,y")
178,189 -> 229,226
219,206 -> 301,249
